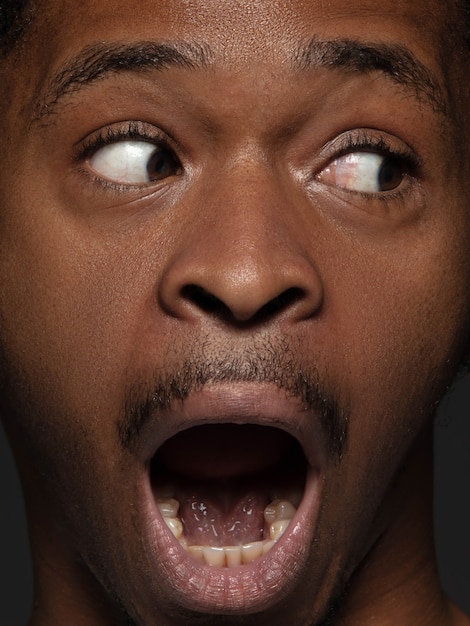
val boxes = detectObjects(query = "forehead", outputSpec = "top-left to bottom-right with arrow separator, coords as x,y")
7,0 -> 462,136
25,0 -> 457,66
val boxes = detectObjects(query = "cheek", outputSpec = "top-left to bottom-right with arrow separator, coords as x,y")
341,213 -> 470,398
308,249 -> 469,575
0,201 -> 152,414
353,269 -> 466,425
319,210 -> 470,480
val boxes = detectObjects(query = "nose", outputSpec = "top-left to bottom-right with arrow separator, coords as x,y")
158,166 -> 324,325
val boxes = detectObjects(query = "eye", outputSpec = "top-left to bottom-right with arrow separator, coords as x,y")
317,152 -> 405,194
88,140 -> 180,184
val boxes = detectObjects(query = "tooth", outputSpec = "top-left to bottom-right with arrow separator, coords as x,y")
262,539 -> 276,554
270,489 -> 303,509
241,541 -> 263,564
188,545 -> 205,563
225,545 -> 242,568
264,503 -> 277,524
156,498 -> 179,518
182,538 -> 279,567
164,517 -> 183,539
264,499 -> 297,524
270,519 -> 291,541
203,546 -> 226,567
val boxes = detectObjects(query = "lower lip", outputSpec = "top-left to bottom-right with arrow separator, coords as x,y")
139,465 -> 321,614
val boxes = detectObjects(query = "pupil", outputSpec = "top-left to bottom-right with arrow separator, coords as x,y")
378,158 -> 403,191
147,148 -> 178,180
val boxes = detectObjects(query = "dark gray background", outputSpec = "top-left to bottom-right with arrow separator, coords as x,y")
1,373 -> 469,625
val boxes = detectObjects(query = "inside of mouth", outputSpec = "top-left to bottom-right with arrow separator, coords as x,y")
150,424 -> 306,567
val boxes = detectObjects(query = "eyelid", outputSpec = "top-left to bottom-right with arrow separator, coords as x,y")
74,120 -> 177,164
312,129 -> 422,199
316,129 -> 421,175
72,120 -> 183,190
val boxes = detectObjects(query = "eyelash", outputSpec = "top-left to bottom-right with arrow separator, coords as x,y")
75,122 -> 421,201
318,131 -> 421,200
74,121 -> 179,189
336,132 -> 419,168
77,121 -> 171,157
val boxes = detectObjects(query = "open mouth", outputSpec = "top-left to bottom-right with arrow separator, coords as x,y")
150,424 -> 307,568
136,385 -> 324,614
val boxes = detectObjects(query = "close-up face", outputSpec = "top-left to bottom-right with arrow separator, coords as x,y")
0,0 -> 469,624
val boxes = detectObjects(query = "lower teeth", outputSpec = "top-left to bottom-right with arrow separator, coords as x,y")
156,497 -> 297,567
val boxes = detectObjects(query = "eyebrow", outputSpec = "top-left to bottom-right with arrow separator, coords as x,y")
35,36 -> 447,121
35,41 -> 212,119
294,37 -> 447,114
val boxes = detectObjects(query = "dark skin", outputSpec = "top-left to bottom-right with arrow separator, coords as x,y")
0,0 -> 470,624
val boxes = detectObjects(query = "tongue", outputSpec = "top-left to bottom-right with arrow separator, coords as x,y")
152,424 -> 305,546
176,480 -> 267,546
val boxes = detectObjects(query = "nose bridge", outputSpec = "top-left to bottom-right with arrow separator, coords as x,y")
204,159 -> 290,266
158,158 -> 323,324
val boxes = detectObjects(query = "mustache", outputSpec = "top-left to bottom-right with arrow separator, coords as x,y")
118,338 -> 350,460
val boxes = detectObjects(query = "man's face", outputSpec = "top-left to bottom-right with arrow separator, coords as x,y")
0,0 -> 469,624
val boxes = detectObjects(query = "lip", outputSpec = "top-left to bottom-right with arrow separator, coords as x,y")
135,383 -> 325,614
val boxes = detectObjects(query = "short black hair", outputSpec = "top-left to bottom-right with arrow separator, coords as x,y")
0,0 -> 31,56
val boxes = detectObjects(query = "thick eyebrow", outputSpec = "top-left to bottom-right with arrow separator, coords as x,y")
35,41 -> 212,120
293,37 -> 447,115
35,36 -> 447,122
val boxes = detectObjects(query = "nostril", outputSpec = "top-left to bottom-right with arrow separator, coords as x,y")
255,287 -> 305,321
181,284 -> 233,318
180,284 -> 309,326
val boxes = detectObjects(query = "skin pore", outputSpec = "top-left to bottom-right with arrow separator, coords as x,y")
0,0 -> 469,624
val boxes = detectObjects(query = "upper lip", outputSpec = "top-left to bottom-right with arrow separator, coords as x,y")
135,381 -> 328,470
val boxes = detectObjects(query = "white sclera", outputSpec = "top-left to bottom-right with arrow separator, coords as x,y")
322,152 -> 390,193
89,141 -> 156,184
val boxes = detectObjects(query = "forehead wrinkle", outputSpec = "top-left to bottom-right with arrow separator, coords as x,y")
33,40 -> 214,122
293,36 -> 448,116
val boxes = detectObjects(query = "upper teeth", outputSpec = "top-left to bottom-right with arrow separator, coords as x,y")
156,497 -> 297,567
